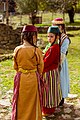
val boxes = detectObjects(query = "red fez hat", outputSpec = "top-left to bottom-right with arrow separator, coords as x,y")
22,25 -> 37,33
52,18 -> 64,24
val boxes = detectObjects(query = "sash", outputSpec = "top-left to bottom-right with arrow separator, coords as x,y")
11,72 -> 21,120
11,70 -> 48,119
61,33 -> 71,46
61,33 -> 71,55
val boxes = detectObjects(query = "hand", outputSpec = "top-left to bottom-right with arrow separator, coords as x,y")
59,64 -> 62,72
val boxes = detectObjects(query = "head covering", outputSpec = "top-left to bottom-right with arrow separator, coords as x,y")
47,26 -> 61,35
52,18 -> 64,25
22,25 -> 37,33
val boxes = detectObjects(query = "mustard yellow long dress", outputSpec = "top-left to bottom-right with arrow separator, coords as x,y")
13,44 -> 44,120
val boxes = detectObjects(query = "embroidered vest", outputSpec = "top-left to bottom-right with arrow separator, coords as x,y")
61,33 -> 71,55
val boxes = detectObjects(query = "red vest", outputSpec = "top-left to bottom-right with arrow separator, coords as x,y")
43,44 -> 60,72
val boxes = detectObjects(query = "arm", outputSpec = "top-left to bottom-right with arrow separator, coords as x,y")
60,38 -> 69,64
13,47 -> 19,71
44,45 -> 60,71
36,48 -> 44,74
43,43 -> 51,54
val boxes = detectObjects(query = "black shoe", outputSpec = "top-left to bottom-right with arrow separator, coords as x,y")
59,98 -> 64,106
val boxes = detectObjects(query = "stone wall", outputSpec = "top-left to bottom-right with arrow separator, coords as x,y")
0,23 -> 21,50
0,23 -> 80,50
37,26 -> 80,33
0,24 -> 48,50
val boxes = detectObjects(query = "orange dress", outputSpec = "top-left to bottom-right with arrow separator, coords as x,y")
13,45 -> 44,120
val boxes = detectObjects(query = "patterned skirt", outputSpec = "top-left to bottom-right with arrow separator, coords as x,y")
42,68 -> 62,115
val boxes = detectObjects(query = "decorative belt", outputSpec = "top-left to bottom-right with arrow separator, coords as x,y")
18,68 -> 37,74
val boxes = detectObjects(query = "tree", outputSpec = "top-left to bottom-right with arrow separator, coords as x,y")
15,0 -> 47,25
67,6 -> 75,23
15,0 -> 79,24
62,0 -> 77,23
46,0 -> 78,23
8,0 -> 16,13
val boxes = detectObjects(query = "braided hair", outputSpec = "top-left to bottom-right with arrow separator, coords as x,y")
21,31 -> 37,47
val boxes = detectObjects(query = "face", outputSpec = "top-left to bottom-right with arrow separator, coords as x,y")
47,33 -> 56,44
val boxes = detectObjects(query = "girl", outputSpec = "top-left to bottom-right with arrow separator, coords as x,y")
42,26 -> 62,116
11,25 -> 44,120
52,18 -> 71,106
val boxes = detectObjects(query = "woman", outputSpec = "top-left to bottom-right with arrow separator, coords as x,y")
52,18 -> 71,106
11,25 -> 44,120
42,26 -> 62,116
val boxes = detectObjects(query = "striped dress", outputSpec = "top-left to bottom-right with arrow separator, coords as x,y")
42,44 -> 62,115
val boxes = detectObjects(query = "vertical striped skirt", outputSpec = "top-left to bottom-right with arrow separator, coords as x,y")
42,68 -> 62,114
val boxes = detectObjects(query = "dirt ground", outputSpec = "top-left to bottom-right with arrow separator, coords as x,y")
0,94 -> 80,120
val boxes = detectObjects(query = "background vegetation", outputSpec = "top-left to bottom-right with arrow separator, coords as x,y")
6,12 -> 80,29
15,0 -> 80,24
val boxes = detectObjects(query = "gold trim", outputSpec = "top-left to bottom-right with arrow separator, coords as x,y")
18,68 -> 37,73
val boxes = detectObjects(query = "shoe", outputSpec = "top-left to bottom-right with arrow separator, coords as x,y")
59,98 -> 64,106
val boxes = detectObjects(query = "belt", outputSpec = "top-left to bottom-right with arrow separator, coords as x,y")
18,68 -> 37,74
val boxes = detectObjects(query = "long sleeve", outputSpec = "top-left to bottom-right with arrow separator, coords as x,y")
13,51 -> 18,71
61,38 -> 69,54
13,46 -> 20,71
60,38 -> 69,65
43,44 -> 60,72
60,53 -> 66,65
36,48 -> 44,74
43,43 -> 51,54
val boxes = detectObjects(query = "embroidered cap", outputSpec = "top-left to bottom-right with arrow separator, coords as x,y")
52,18 -> 64,25
22,25 -> 37,33
47,26 -> 61,35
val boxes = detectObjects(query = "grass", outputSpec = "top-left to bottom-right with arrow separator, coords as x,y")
0,60 -> 15,95
67,31 -> 80,96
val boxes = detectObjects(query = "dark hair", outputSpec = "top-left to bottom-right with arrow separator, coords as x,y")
51,33 -> 61,46
57,24 -> 66,34
21,31 -> 38,60
21,31 -> 37,47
